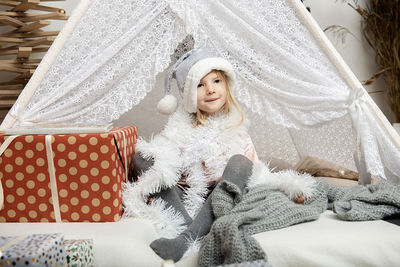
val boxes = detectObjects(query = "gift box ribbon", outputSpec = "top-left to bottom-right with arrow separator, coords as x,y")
0,235 -> 28,257
45,135 -> 62,222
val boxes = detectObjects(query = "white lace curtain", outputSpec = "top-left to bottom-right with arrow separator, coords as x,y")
3,0 -> 400,182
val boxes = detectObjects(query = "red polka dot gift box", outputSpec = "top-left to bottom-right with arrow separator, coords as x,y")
0,126 -> 137,222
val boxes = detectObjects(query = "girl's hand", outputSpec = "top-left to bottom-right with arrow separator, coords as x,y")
294,193 -> 313,204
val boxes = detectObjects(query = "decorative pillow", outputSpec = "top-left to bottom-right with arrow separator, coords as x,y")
317,177 -> 358,186
294,156 -> 358,180
266,157 -> 294,172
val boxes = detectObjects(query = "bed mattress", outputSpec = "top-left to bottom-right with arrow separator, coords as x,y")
1,211 -> 399,267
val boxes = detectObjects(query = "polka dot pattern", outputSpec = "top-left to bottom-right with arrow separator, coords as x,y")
0,134 -> 52,222
0,126 -> 137,222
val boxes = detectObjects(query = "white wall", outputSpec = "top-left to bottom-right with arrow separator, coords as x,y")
304,0 -> 394,123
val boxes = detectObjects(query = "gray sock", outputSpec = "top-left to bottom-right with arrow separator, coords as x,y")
150,154 -> 253,262
150,191 -> 214,262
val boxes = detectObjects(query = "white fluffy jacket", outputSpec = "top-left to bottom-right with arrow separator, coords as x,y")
122,106 -> 315,238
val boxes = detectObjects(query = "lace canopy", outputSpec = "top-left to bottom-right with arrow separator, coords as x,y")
2,0 -> 400,183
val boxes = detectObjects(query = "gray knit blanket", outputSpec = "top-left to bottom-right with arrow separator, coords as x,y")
198,179 -> 400,267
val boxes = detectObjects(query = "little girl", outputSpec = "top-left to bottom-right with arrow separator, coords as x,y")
123,48 -> 315,262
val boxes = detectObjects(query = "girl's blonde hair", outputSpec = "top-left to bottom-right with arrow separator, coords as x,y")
195,70 -> 244,128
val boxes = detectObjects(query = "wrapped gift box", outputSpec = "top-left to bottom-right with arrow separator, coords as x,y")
0,233 -> 66,267
65,239 -> 94,267
0,126 -> 137,222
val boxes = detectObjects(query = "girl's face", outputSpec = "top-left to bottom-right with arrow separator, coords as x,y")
197,70 -> 228,115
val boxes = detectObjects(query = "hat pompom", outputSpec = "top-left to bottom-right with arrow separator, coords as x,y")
157,94 -> 178,115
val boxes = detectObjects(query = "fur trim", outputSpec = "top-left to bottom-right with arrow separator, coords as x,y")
134,135 -> 182,196
182,237 -> 203,259
183,57 -> 236,113
247,161 -> 316,200
122,185 -> 185,238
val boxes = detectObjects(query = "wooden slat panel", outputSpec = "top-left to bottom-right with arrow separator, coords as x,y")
0,84 -> 24,90
0,46 -> 48,55
0,15 -> 26,27
0,36 -> 24,43
29,5 -> 64,12
4,30 -> 60,38
20,12 -> 68,22
0,63 -> 25,73
0,37 -> 54,51
17,20 -> 50,32
0,100 -> 16,108
0,80 -> 28,85
0,11 -> 21,17
17,46 -> 31,58
12,0 -> 40,12
2,63 -> 37,69
16,64 -> 36,69
0,89 -> 23,95
0,58 -> 41,64
0,49 -> 21,56
31,47 -> 48,53
21,37 -> 55,47
18,69 -> 34,78
0,0 -> 19,7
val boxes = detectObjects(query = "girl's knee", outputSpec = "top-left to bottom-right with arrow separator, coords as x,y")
227,154 -> 252,169
224,154 -> 253,178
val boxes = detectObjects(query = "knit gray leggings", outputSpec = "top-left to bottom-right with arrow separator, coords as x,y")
132,153 -> 253,239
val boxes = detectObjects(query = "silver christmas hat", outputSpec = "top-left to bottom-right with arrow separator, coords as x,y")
157,47 -> 236,114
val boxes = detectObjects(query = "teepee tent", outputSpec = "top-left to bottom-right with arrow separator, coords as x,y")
1,0 -> 400,185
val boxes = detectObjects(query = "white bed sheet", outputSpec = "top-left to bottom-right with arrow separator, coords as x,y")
253,211 -> 400,267
1,211 -> 399,267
